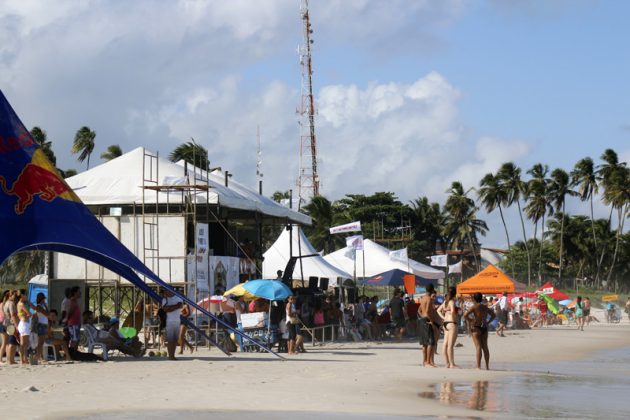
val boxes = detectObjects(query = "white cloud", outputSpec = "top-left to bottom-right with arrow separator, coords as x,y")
315,74 -> 528,202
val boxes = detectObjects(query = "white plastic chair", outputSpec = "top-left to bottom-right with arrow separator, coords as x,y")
43,341 -> 58,361
83,324 -> 110,361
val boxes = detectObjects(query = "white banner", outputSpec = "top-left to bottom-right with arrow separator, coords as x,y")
430,254 -> 448,267
346,234 -> 364,251
330,221 -> 362,234
448,261 -> 462,274
389,248 -> 408,262
196,223 -> 209,255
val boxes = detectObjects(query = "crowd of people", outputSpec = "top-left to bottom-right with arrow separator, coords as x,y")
3,283 -> 628,366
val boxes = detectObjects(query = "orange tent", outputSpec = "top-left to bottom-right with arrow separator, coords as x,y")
457,264 -> 526,294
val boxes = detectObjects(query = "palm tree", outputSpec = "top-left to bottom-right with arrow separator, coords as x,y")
30,126 -> 57,165
71,126 -> 96,169
302,196 -> 345,254
570,157 -> 601,283
410,197 -> 448,255
477,172 -> 514,277
169,139 -> 209,170
548,168 -> 571,282
100,144 -> 123,161
498,162 -> 532,285
62,169 -> 78,178
597,149 -> 628,285
271,191 -> 291,203
601,165 -> 630,283
525,164 -> 552,285
444,182 -> 488,272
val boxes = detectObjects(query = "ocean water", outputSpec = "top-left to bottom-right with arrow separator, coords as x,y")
419,346 -> 630,419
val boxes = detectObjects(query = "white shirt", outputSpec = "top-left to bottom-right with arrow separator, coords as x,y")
37,302 -> 49,325
60,297 -> 70,322
498,296 -> 508,311
162,295 -> 183,325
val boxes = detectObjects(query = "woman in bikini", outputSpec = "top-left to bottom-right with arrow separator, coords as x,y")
437,287 -> 459,368
463,292 -> 495,370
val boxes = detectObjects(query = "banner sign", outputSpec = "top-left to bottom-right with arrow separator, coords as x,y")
330,221 -> 361,234
430,255 -> 448,267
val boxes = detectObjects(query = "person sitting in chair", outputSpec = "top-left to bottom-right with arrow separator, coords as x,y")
84,311 -> 143,358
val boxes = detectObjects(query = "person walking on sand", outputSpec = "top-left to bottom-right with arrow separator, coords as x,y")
625,297 -> 630,322
418,284 -> 440,367
437,287 -> 459,368
162,289 -> 183,360
464,292 -> 495,370
583,297 -> 592,325
575,296 -> 585,331
496,292 -> 508,337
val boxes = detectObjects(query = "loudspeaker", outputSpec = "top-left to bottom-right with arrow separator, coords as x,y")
346,288 -> 357,303
308,276 -> 318,289
320,277 -> 329,290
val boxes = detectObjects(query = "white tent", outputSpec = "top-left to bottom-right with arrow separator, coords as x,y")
323,239 -> 445,280
263,227 -> 352,287
66,147 -> 310,224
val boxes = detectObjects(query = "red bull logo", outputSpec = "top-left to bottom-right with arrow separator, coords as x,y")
367,275 -> 384,283
0,149 -> 79,214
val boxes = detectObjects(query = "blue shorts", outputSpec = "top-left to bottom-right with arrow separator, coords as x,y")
0,324 -> 6,334
68,325 -> 81,342
8,335 -> 19,345
37,323 -> 48,336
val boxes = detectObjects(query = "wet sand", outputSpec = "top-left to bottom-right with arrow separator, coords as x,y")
2,313 -> 629,419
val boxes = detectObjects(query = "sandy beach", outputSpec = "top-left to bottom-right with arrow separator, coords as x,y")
2,312 -> 629,419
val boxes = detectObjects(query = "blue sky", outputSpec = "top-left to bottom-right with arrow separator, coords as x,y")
1,0 -> 629,248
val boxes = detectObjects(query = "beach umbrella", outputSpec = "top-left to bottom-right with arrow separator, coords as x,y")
559,299 -> 572,306
566,298 -> 578,309
223,284 -> 256,300
241,279 -> 292,301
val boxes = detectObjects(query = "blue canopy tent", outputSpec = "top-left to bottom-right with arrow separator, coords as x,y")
359,268 -> 432,287
0,90 -> 279,358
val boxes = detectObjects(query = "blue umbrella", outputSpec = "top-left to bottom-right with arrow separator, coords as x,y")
559,299 -> 572,306
360,269 -> 432,287
242,279 -> 293,301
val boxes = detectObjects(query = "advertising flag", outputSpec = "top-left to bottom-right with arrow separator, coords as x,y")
346,234 -> 364,250
448,261 -> 462,274
330,221 -> 361,234
389,248 -> 408,262
430,254 -> 448,267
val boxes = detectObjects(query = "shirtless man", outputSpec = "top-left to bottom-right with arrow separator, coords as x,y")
417,284 -> 441,367
464,292 -> 496,370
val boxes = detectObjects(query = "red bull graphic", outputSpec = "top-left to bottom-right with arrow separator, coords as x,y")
0,149 -> 79,214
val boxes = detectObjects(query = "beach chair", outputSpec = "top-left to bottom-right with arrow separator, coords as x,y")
83,324 -> 111,361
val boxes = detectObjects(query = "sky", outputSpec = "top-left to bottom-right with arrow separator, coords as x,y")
1,0 -> 629,248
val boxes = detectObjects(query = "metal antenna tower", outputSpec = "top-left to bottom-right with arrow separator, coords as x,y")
296,0 -> 320,204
